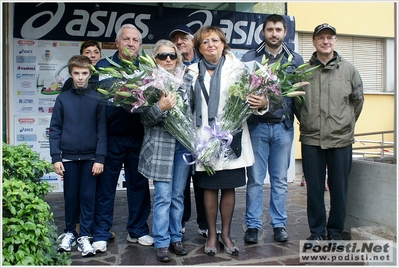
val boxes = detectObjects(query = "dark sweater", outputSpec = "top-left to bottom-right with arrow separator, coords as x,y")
49,86 -> 107,163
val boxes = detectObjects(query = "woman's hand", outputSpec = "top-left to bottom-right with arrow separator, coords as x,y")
158,90 -> 176,112
247,92 -> 268,110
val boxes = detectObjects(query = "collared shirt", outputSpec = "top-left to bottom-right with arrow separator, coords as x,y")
264,47 -> 283,63
183,50 -> 199,66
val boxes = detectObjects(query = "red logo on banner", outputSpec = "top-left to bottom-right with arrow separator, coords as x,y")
18,118 -> 35,123
18,40 -> 35,46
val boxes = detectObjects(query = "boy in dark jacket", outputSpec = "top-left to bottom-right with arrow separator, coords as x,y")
50,55 -> 107,257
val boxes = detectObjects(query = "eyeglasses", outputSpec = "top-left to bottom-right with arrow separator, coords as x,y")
201,38 -> 221,46
155,52 -> 178,61
171,35 -> 190,43
315,36 -> 336,43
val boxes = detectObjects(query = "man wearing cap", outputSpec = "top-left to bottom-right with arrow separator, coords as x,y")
168,24 -> 209,238
169,24 -> 199,66
241,14 -> 304,244
295,23 -> 364,243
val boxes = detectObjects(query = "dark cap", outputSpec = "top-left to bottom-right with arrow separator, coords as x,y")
169,24 -> 193,39
313,23 -> 337,37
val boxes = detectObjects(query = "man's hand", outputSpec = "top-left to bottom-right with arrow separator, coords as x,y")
92,162 -> 104,176
247,93 -> 268,109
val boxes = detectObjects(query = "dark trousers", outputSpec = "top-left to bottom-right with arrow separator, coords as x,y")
301,144 -> 352,237
92,137 -> 151,242
182,171 -> 208,230
63,160 -> 97,237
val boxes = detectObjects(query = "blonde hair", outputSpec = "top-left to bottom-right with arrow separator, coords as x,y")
152,39 -> 183,67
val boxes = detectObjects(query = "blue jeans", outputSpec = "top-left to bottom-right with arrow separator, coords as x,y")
152,141 -> 191,248
245,122 -> 293,229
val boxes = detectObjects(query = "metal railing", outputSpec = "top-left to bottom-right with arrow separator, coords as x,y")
353,130 -> 395,158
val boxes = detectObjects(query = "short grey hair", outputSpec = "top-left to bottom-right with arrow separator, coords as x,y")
116,24 -> 142,42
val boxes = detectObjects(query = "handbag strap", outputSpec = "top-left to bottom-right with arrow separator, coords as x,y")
197,63 -> 209,105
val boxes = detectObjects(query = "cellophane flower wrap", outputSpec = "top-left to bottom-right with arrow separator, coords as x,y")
94,49 -> 197,159
195,62 -> 268,176
195,55 -> 319,176
142,65 -> 197,157
255,53 -> 320,110
94,49 -> 161,113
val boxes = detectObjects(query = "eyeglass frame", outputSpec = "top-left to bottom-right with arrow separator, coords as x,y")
171,34 -> 191,43
201,38 -> 221,46
155,52 -> 178,61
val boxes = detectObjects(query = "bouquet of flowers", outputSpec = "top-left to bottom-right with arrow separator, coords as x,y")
258,54 -> 320,109
194,63 -> 261,175
94,50 -> 197,161
195,56 -> 318,176
140,65 -> 197,156
94,49 -> 159,112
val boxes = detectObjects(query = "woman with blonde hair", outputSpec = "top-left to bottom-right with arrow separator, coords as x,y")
138,39 -> 190,262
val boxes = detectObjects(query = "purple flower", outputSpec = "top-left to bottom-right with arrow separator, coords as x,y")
250,72 -> 264,90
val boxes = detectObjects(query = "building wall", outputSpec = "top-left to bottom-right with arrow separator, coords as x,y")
286,2 -> 396,160
288,2 -> 395,37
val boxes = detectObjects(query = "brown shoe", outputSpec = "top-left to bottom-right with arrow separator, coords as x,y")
109,231 -> 116,239
170,241 -> 187,255
156,247 -> 171,262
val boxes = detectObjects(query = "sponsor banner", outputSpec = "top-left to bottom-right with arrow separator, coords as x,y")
299,240 -> 394,264
14,115 -> 52,162
41,172 -> 63,193
13,2 -> 296,50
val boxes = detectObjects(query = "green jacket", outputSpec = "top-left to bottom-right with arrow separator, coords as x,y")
295,52 -> 364,149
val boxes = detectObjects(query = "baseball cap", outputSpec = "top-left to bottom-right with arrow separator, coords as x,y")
169,24 -> 193,39
313,23 -> 337,37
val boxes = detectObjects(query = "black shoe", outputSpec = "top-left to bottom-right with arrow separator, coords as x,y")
273,227 -> 289,242
306,235 -> 326,243
244,228 -> 258,244
327,234 -> 346,247
156,247 -> 171,262
170,241 -> 187,255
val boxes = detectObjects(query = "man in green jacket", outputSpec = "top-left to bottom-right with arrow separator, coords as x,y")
295,23 -> 364,243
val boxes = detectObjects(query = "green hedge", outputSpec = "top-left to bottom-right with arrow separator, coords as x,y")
2,142 -> 72,265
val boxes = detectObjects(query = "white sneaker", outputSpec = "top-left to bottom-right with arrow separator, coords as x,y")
92,241 -> 107,253
77,236 -> 96,257
58,232 -> 76,252
127,234 -> 154,246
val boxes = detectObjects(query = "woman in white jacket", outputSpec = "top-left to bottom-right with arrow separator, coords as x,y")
184,26 -> 268,256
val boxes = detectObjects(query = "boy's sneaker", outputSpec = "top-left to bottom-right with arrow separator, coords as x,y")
58,232 -> 76,252
92,241 -> 107,253
77,236 -> 96,257
127,234 -> 154,246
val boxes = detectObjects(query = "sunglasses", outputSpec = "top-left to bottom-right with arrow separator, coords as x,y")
155,52 -> 177,61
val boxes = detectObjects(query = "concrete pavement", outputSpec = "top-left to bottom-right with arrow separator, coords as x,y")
45,175 -> 356,266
